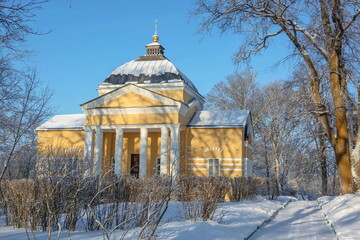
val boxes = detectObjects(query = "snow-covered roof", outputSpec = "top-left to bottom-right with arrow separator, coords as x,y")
108,59 -> 178,78
36,114 -> 85,130
188,110 -> 250,128
103,41 -> 199,93
104,59 -> 198,92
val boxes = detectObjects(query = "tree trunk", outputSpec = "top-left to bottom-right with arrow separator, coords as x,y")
329,49 -> 353,194
317,121 -> 328,195
263,135 -> 271,198
274,157 -> 281,196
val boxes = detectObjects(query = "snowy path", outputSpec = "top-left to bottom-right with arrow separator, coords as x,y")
250,201 -> 336,240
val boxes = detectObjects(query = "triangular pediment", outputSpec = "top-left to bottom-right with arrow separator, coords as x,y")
81,84 -> 181,110
99,91 -> 167,108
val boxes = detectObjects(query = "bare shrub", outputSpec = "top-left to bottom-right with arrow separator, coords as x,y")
86,175 -> 175,240
179,176 -> 230,221
230,177 -> 265,201
1,174 -> 175,239
1,179 -> 35,229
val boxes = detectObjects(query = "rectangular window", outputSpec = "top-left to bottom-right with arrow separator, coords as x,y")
208,158 -> 220,176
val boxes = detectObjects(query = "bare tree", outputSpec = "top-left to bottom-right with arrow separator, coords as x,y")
206,70 -> 257,110
286,64 -> 337,196
0,0 -> 48,55
0,70 -> 52,180
206,70 -> 309,196
193,0 -> 360,193
0,0 -> 51,180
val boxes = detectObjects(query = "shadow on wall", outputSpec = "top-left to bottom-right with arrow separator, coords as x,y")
186,127 -> 244,177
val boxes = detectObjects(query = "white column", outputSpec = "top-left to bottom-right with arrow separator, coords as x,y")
93,126 -> 103,177
84,126 -> 94,176
160,126 -> 169,175
139,127 -> 148,178
170,125 -> 180,177
114,127 -> 124,176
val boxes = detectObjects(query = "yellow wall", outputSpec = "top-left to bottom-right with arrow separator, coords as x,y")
36,126 -> 249,178
186,128 -> 244,177
37,130 -> 85,150
100,91 -> 167,108
153,90 -> 184,102
86,113 -> 180,125
152,89 -> 194,104
102,132 -> 115,175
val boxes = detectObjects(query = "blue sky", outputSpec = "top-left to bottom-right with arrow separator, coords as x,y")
25,0 -> 293,114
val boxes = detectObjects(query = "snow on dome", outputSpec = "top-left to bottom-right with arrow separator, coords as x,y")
104,58 -> 199,92
103,40 -> 199,93
36,114 -> 85,130
108,59 -> 177,78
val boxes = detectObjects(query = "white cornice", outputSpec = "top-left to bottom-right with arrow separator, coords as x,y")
85,106 -> 183,116
36,128 -> 83,131
183,85 -> 205,102
85,123 -> 182,130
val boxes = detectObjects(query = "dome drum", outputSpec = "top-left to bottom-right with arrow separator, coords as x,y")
104,72 -> 183,84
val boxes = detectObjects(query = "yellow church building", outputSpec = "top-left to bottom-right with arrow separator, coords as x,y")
36,33 -> 254,179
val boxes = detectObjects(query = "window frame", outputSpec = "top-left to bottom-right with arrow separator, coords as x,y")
208,158 -> 220,176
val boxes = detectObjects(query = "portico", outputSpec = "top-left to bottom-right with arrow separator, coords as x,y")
84,124 -> 180,178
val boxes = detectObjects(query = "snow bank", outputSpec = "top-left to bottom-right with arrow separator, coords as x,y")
123,199 -> 287,240
0,199 -> 287,240
318,193 -> 360,239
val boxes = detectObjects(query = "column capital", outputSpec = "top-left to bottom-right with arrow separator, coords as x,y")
115,126 -> 124,133
140,127 -> 148,133
84,125 -> 92,131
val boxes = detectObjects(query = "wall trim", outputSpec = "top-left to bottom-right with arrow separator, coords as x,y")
84,106 -> 181,115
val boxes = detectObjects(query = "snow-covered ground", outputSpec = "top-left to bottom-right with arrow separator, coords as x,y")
318,192 -> 360,239
0,194 -> 359,240
0,198 -> 287,240
251,201 -> 335,239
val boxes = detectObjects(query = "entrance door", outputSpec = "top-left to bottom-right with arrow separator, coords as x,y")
130,154 -> 140,178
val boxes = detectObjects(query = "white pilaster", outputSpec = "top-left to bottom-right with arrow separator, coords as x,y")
84,126 -> 94,176
139,127 -> 148,178
170,125 -> 180,177
114,127 -> 124,176
160,126 -> 169,175
93,126 -> 103,177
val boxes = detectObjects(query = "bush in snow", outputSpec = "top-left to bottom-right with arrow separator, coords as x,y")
230,177 -> 265,201
0,174 -> 175,240
179,176 -> 230,221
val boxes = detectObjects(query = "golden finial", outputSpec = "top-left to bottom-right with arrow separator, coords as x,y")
152,19 -> 159,42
